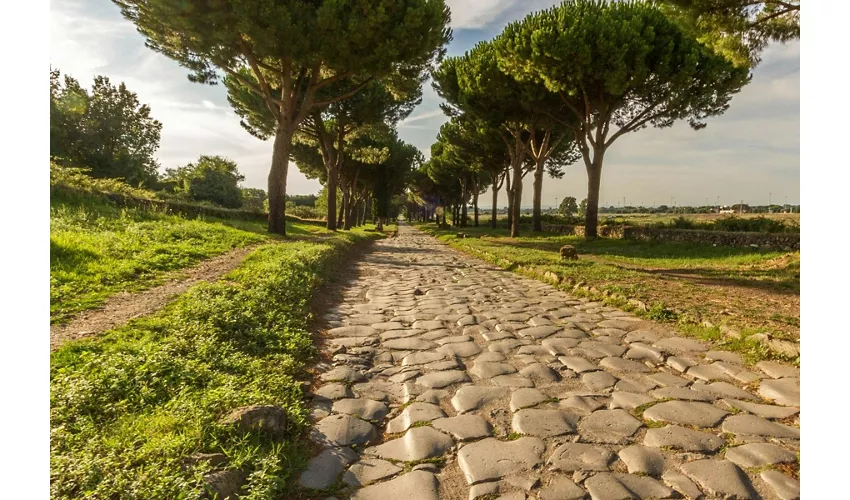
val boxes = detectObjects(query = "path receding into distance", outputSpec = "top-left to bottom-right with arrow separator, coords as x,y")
302,224 -> 800,500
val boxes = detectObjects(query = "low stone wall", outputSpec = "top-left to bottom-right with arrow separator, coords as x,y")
490,222 -> 800,250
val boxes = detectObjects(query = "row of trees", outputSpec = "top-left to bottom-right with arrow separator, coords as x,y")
114,0 -> 453,234
410,0 -> 798,239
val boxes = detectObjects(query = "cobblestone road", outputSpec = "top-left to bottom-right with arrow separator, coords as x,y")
300,224 -> 801,500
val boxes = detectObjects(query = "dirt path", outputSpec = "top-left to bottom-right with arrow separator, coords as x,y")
50,245 -> 260,350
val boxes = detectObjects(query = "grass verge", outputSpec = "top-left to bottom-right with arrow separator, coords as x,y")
50,227 -> 381,499
418,223 -> 799,366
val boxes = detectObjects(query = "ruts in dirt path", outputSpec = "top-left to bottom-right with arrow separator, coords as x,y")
300,223 -> 800,500
50,245 -> 259,351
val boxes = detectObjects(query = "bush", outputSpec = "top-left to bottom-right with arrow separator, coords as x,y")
51,161 -> 157,199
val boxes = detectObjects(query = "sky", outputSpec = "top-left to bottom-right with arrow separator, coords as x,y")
50,0 -> 799,208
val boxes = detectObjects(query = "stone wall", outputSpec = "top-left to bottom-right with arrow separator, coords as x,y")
490,222 -> 800,250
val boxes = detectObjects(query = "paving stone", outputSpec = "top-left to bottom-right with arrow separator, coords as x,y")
519,363 -> 560,383
756,361 -> 800,379
582,371 -> 618,391
426,358 -> 462,371
517,326 -> 560,339
331,399 -> 389,421
492,373 -> 536,388
483,330 -> 517,341
761,470 -> 801,500
560,395 -> 607,415
299,447 -> 358,489
643,401 -> 729,428
421,329 -> 454,340
476,351 -> 508,363
311,414 -> 377,446
541,338 -> 581,355
547,442 -> 615,472
579,409 -> 643,444
497,322 -> 531,332
705,350 -> 743,364
609,391 -> 655,410
654,337 -> 708,354
679,459 -> 756,499
516,345 -> 553,356
644,425 -> 725,452
389,370 -> 421,383
721,414 -> 800,438
437,341 -> 483,358
343,458 -> 403,487
714,362 -> 763,384
469,481 -> 500,499
597,319 -> 637,330
381,328 -> 425,340
661,471 -> 703,499
412,320 -> 446,331
371,321 -> 407,331
585,472 -> 676,499
617,445 -> 665,476
327,325 -> 379,338
553,328 -> 590,339
458,437 -> 545,484
512,409 -> 580,437
600,357 -> 653,374
692,381 -> 758,401
349,314 -> 387,325
470,362 -> 517,378
452,386 -> 510,413
489,339 -> 533,354
725,442 -> 798,468
383,338 -> 436,351
386,402 -> 446,433
592,327 -> 628,338
365,426 -> 454,462
687,364 -> 734,382
402,352 -> 447,366
509,388 -> 549,412
559,356 -> 599,373
613,375 -> 657,393
623,330 -> 661,344
721,399 -> 799,419
436,335 -> 474,345
350,470 -> 440,500
457,315 -> 478,326
416,370 -> 471,389
649,386 -> 715,402
625,343 -> 665,363
758,377 -> 800,406
537,476 -> 587,500
578,341 -> 628,357
432,414 -> 493,441
666,356 -> 698,373
646,372 -> 691,388
320,366 -> 367,383
314,383 -> 354,400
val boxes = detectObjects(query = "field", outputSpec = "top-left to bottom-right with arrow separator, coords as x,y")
418,223 -> 799,364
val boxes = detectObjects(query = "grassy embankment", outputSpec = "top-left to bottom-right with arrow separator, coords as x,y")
419,223 -> 799,365
51,170 -> 385,498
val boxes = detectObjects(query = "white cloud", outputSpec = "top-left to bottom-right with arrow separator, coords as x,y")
399,109 -> 444,126
202,100 -> 217,110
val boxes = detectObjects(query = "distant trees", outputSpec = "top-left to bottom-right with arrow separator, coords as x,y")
240,188 -> 267,211
50,70 -> 162,187
165,155 -> 245,208
497,0 -> 749,238
559,197 -> 578,218
579,198 -> 588,217
114,0 -> 451,234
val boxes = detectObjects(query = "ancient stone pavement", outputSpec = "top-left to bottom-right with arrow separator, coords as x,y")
301,224 -> 801,500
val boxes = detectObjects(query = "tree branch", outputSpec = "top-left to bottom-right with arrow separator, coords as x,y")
238,38 -> 282,120
313,77 -> 375,107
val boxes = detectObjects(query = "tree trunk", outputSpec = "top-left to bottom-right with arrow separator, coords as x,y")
461,179 -> 468,228
267,125 -> 295,235
532,156 -> 545,232
338,185 -> 347,229
510,161 -> 523,238
473,181 -> 479,227
326,166 -> 339,230
491,183 -> 498,229
364,193 -> 372,225
585,151 -> 604,239
505,169 -> 513,230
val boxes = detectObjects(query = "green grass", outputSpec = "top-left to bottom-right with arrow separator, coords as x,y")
423,223 -> 799,364
50,226 -> 381,499
50,190 -> 328,324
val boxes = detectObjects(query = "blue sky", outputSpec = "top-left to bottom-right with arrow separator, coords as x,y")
50,0 -> 799,207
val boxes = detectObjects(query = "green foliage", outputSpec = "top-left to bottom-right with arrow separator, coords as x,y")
579,198 -> 588,216
661,0 -> 800,67
50,70 -> 162,187
50,192 -> 269,323
559,197 -> 578,217
164,155 -> 246,209
50,229 -> 378,498
51,161 -> 157,200
241,188 -> 268,211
